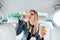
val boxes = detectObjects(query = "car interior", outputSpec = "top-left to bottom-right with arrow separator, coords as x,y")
0,0 -> 60,40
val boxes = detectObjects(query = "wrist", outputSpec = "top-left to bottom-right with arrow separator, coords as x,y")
20,17 -> 24,21
40,37 -> 44,40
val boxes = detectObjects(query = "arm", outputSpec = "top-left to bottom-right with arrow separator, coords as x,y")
15,19 -> 28,36
15,19 -> 24,35
16,12 -> 29,35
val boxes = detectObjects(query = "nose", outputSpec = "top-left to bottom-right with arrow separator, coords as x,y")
28,13 -> 31,18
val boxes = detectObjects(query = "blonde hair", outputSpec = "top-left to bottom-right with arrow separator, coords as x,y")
29,10 -> 38,24
27,10 -> 38,30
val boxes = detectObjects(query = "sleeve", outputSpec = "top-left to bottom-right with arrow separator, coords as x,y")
40,37 -> 44,40
15,19 -> 27,35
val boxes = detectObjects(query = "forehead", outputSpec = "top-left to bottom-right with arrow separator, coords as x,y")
29,11 -> 36,15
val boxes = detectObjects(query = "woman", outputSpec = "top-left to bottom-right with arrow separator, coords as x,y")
16,10 -> 46,40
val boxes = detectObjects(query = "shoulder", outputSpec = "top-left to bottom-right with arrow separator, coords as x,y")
18,19 -> 27,24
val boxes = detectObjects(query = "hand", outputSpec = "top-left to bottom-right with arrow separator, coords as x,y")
20,12 -> 28,20
20,14 -> 26,20
40,30 -> 46,38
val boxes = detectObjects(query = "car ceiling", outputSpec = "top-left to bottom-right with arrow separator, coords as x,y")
0,0 -> 60,17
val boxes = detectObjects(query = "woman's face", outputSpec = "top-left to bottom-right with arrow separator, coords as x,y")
28,11 -> 38,23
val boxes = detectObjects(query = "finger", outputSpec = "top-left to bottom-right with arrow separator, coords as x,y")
40,31 -> 46,36
40,30 -> 46,34
43,30 -> 46,34
23,15 -> 26,17
40,32 -> 46,35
